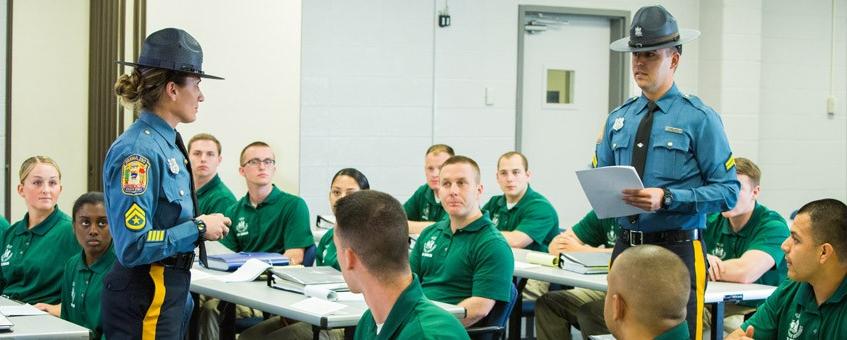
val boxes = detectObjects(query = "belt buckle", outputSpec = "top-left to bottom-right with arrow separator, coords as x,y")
629,230 -> 644,246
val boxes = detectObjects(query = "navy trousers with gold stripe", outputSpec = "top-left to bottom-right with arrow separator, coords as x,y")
101,261 -> 193,339
611,238 -> 708,340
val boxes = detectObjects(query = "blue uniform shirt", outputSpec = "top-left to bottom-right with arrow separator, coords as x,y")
103,111 -> 199,267
596,83 -> 739,231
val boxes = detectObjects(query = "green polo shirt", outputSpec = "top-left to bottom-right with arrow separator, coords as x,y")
316,228 -> 339,270
61,245 -> 117,339
404,184 -> 446,222
0,216 -> 9,235
482,186 -> 559,252
655,321 -> 689,340
570,210 -> 619,248
220,185 -> 314,253
410,214 -> 514,305
355,275 -> 468,340
0,207 -> 80,304
741,276 -> 847,339
197,174 -> 237,215
704,203 -> 788,305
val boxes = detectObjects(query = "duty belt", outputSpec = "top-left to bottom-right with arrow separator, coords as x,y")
157,252 -> 195,270
620,229 -> 700,246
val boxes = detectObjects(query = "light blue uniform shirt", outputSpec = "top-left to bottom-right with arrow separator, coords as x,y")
596,84 -> 740,232
103,111 -> 200,267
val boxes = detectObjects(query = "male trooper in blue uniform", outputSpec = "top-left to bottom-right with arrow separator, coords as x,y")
102,28 -> 230,339
598,6 -> 740,340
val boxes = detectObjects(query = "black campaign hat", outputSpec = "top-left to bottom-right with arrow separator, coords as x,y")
610,5 -> 700,53
116,28 -> 223,80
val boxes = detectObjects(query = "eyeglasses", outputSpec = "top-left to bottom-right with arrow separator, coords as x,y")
242,158 -> 276,167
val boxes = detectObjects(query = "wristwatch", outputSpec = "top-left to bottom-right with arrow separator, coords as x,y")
662,188 -> 673,209
195,218 -> 207,240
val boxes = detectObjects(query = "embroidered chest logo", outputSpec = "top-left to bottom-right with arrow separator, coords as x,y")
422,205 -> 430,220
787,313 -> 803,340
491,214 -> 501,226
606,229 -> 618,247
121,155 -> 149,195
235,217 -> 249,236
70,281 -> 77,308
0,244 -> 13,265
422,236 -> 438,258
712,243 -> 726,259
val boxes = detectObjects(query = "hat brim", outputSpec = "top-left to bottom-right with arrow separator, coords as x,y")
115,60 -> 225,80
610,29 -> 700,52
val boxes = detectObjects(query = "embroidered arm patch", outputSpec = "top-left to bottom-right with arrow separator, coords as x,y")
124,203 -> 147,231
724,153 -> 736,171
121,154 -> 149,195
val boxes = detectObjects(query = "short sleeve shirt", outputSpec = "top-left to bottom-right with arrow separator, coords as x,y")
60,245 -> 117,339
570,210 -> 620,248
0,208 -> 80,304
196,174 -> 237,215
704,203 -> 789,290
410,214 -> 514,305
354,275 -> 469,340
742,278 -> 847,339
220,185 -> 314,253
483,186 -> 559,252
404,184 -> 446,222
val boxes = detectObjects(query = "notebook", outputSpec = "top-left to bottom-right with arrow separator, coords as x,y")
206,252 -> 290,272
270,266 -> 346,285
0,313 -> 13,332
558,252 -> 611,275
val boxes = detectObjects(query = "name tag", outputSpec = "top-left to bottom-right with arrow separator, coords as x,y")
664,126 -> 684,134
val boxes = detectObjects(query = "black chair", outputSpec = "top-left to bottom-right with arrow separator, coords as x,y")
467,283 -> 519,340
303,243 -> 317,267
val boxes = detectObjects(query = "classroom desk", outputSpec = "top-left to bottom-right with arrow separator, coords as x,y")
0,297 -> 90,339
189,267 -> 465,339
510,249 -> 777,340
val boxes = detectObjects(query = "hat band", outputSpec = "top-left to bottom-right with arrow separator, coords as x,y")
629,32 -> 680,48
137,56 -> 205,75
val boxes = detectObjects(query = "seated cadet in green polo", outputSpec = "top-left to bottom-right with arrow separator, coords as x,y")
220,141 -> 314,262
0,216 -> 9,234
410,155 -> 515,327
535,210 -> 620,340
188,133 -> 237,215
406,144 -> 454,234
34,192 -> 116,339
482,151 -> 558,252
605,245 -> 691,340
332,190 -> 468,339
727,199 -> 847,340
702,157 -> 789,332
1,156 -> 80,305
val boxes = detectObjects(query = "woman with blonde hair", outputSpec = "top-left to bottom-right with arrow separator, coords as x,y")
0,156 -> 79,304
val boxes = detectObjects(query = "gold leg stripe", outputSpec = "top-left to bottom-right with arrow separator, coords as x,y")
143,264 -> 167,340
693,241 -> 706,340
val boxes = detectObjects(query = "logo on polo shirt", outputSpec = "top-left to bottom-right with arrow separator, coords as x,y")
422,205 -> 430,220
606,230 -> 618,247
70,281 -> 76,308
788,313 -> 803,339
422,235 -> 437,258
235,217 -> 249,237
712,243 -> 726,259
0,244 -> 12,266
491,214 -> 500,226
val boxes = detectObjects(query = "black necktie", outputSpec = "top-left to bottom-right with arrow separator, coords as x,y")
631,101 -> 658,180
175,131 -> 207,267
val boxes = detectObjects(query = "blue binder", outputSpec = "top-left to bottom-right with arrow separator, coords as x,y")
206,252 -> 290,272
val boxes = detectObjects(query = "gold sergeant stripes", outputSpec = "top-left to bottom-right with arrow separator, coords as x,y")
724,154 -> 736,171
147,230 -> 166,242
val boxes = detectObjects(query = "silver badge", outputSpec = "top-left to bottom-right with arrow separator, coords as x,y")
167,158 -> 180,174
613,117 -> 625,131
634,26 -> 643,37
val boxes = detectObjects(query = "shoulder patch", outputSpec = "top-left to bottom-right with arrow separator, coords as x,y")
610,96 -> 638,113
121,154 -> 149,195
724,153 -> 736,171
124,203 -> 147,231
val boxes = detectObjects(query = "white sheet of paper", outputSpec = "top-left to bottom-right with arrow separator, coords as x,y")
0,304 -> 47,316
290,297 -> 347,316
335,292 -> 365,302
576,166 -> 651,219
514,261 -> 541,270
214,259 -> 271,282
190,268 -> 217,281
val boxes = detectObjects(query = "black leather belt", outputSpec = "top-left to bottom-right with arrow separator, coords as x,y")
620,229 -> 700,246
157,252 -> 195,270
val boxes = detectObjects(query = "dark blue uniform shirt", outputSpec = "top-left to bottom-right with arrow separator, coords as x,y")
103,111 -> 199,267
596,83 -> 740,232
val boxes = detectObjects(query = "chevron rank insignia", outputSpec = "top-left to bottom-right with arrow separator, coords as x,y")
724,154 -> 736,171
124,203 -> 147,231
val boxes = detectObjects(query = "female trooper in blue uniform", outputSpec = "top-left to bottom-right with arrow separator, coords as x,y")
102,28 -> 231,339
598,6 -> 740,340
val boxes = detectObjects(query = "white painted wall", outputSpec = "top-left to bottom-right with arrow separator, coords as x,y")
145,0 -> 302,199
0,0 -> 7,219
299,0 -> 701,220
9,0 -> 88,221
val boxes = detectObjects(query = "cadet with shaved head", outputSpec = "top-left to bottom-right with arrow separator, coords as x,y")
605,245 -> 691,340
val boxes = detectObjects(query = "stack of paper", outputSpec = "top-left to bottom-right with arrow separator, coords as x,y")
558,252 -> 611,275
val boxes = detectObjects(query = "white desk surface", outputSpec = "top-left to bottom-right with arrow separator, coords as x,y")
0,298 -> 90,339
512,249 -> 777,304
190,267 -> 465,329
